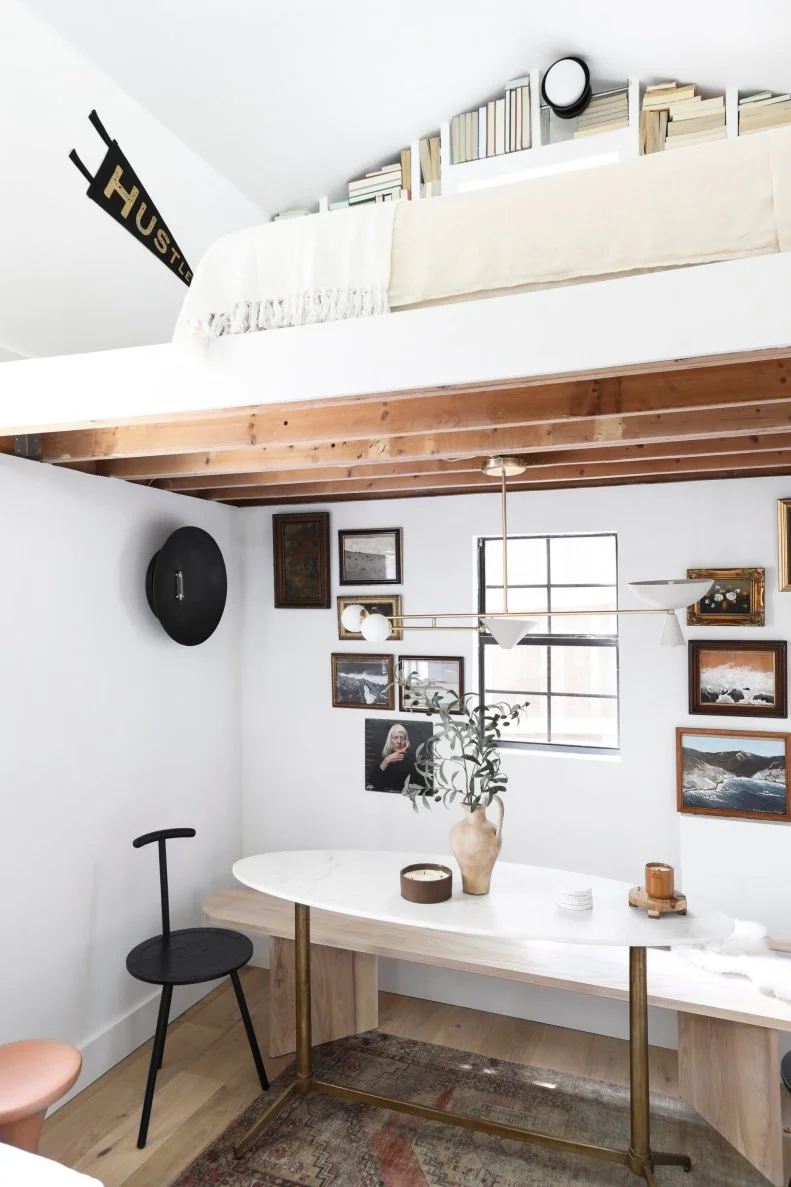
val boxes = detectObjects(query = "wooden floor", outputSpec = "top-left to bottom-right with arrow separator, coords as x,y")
40,967 -> 681,1186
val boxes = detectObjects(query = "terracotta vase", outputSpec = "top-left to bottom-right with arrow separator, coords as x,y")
449,795 -> 504,895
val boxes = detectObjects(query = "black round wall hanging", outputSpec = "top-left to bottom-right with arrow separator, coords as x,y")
541,56 -> 592,120
146,527 -> 227,646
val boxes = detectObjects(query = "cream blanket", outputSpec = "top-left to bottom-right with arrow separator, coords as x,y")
174,202 -> 396,345
673,919 -> 791,1005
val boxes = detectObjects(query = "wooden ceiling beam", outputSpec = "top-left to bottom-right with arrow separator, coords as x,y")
38,355 -> 791,463
94,400 -> 791,482
158,429 -> 791,492
201,449 -> 791,502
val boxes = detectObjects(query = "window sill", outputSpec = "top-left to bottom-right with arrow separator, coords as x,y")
499,742 -> 621,760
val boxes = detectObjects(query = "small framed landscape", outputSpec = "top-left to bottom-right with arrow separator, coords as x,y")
677,727 -> 791,821
686,567 -> 765,626
688,641 -> 787,718
398,656 -> 464,714
272,511 -> 330,609
337,595 -> 403,640
331,654 -> 394,710
339,528 -> 402,585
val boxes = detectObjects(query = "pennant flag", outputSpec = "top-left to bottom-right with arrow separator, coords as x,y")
70,110 -> 192,286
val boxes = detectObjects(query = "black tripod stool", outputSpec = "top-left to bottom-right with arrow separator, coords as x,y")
126,828 -> 268,1148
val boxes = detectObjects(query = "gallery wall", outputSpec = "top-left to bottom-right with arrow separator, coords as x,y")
240,474 -> 791,1047
0,454 -> 243,1097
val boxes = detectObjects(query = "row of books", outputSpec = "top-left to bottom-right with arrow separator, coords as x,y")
450,78 -> 531,164
346,161 -> 405,205
739,91 -> 791,135
572,89 -> 628,139
641,83 -> 725,154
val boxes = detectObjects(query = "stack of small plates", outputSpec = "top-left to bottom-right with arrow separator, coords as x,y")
557,885 -> 593,912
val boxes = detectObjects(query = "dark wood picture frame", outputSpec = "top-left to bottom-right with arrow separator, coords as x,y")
331,653 -> 395,710
337,595 -> 403,640
686,567 -> 765,626
398,655 -> 465,714
688,640 -> 787,718
273,512 -> 330,608
676,726 -> 791,821
338,528 -> 403,586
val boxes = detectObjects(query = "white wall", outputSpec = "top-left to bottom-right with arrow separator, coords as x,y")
240,474 -> 791,1048
0,454 -> 243,1098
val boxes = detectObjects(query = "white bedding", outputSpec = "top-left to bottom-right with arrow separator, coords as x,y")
0,1145 -> 102,1185
175,125 -> 791,345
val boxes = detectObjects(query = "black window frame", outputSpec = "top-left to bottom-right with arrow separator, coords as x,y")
477,532 -> 620,755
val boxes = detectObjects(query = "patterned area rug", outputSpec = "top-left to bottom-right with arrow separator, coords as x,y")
171,1032 -> 771,1186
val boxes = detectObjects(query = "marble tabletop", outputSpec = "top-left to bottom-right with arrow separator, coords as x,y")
233,850 -> 733,948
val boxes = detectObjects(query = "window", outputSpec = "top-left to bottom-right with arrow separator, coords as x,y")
478,533 -> 619,752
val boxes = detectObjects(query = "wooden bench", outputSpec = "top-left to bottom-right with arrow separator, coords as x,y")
204,886 -> 791,1186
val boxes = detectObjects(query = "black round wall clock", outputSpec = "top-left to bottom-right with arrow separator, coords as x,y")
541,56 -> 592,120
146,527 -> 227,646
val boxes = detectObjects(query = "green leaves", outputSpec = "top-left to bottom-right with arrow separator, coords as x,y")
395,668 -> 529,814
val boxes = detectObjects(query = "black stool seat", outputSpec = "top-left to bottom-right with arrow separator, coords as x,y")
126,927 -> 253,986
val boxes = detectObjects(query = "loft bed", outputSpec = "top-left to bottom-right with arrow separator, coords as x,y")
173,126 -> 791,346
2,129 -> 791,503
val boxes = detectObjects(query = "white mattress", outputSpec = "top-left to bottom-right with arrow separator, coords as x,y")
175,126 -> 791,343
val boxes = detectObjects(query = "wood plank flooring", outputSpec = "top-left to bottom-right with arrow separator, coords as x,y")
37,968 -> 781,1186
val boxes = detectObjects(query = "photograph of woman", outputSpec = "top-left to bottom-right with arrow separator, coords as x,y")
365,719 -> 433,793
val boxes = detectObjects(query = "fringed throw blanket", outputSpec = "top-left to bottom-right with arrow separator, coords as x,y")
172,202 -> 396,347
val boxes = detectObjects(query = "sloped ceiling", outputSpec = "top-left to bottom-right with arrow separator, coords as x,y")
5,0 -> 791,359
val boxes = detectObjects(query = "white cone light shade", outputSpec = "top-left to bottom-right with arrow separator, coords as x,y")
659,611 -> 685,647
360,613 -> 392,643
482,618 -> 539,649
629,578 -> 714,611
340,603 -> 365,632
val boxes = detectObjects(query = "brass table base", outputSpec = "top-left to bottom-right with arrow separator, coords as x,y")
235,905 -> 691,1183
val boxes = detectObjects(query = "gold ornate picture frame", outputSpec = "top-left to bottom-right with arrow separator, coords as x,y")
686,568 -> 765,627
778,500 -> 791,592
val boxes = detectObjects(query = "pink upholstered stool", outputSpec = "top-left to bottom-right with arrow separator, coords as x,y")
0,1040 -> 82,1153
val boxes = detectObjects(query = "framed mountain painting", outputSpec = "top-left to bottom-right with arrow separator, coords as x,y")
676,727 -> 791,820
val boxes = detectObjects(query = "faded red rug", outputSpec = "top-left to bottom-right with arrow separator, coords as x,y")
171,1032 -> 769,1185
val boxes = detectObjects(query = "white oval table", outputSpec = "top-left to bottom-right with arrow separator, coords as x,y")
233,850 -> 734,1185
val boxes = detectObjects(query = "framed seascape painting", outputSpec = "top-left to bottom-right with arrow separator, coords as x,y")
779,499 -> 791,591
337,595 -> 403,640
331,654 -> 394,710
676,727 -> 791,821
686,567 -> 765,626
398,656 -> 464,714
688,641 -> 787,718
365,718 -> 433,794
339,528 -> 402,585
273,512 -> 330,608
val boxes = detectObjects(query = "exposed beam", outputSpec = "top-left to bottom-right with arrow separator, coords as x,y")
94,400 -> 791,482
39,355 -> 791,463
201,450 -> 791,502
158,430 -> 791,492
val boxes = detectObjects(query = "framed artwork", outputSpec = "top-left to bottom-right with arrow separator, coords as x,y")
365,718 -> 434,794
337,595 -> 403,640
778,499 -> 791,591
339,528 -> 402,585
273,512 -> 330,608
398,656 -> 465,714
676,727 -> 791,821
331,654 -> 394,710
688,641 -> 787,718
686,568 -> 765,626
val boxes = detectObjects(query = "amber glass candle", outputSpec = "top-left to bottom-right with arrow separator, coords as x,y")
645,862 -> 674,899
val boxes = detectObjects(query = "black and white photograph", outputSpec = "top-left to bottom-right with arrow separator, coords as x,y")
339,528 -> 403,585
365,718 -> 433,793
331,654 -> 394,710
398,656 -> 464,713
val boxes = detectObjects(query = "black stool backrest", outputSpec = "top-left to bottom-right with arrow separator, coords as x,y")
132,828 -> 196,937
